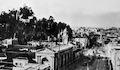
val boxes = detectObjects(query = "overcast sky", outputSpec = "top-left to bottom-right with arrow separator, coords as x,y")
0,0 -> 120,28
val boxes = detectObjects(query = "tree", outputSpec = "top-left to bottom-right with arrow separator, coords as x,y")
66,25 -> 72,41
0,6 -> 73,44
8,9 -> 19,38
19,6 -> 34,19
0,10 -> 18,38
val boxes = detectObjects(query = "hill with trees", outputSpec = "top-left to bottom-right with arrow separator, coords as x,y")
0,5 -> 72,44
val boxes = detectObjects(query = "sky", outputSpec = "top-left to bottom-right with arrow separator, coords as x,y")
0,0 -> 120,28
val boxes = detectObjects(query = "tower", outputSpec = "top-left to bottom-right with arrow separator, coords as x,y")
62,28 -> 68,44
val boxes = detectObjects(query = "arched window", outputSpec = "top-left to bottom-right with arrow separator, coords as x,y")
15,63 -> 18,66
42,57 -> 49,64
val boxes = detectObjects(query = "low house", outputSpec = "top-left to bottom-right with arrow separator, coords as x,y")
0,53 -> 7,61
13,57 -> 49,70
2,38 -> 18,47
13,57 -> 29,67
2,38 -> 13,47
74,37 -> 89,49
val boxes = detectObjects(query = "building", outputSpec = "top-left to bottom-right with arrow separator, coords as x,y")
27,41 -> 40,47
13,57 -> 49,70
35,44 -> 74,70
74,37 -> 89,49
2,38 -> 18,47
0,53 -> 7,61
35,27 -> 83,70
2,38 -> 13,47
104,43 -> 120,70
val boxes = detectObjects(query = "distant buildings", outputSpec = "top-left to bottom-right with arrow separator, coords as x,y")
74,37 -> 88,49
72,27 -> 120,70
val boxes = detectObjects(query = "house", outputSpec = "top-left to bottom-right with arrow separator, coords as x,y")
2,38 -> 13,47
13,57 -> 49,70
0,53 -> 7,61
74,37 -> 89,49
2,38 -> 18,47
13,57 -> 28,67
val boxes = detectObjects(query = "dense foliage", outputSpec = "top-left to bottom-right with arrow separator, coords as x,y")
0,6 -> 72,44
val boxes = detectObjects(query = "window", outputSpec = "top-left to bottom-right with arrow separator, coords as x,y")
60,55 -> 63,67
19,63 -> 23,66
42,57 -> 49,64
63,54 -> 65,65
67,53 -> 69,64
15,63 -> 18,66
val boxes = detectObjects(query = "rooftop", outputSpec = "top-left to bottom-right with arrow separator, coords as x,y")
0,53 -> 6,57
0,53 -> 7,60
13,63 -> 40,70
13,57 -> 28,60
52,44 -> 73,52
36,43 -> 74,54
13,45 -> 37,49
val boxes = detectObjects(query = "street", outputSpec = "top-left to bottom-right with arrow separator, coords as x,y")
66,56 -> 109,70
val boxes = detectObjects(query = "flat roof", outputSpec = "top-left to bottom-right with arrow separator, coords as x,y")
13,63 -> 49,70
52,44 -> 73,52
36,44 -> 74,54
13,57 -> 28,60
13,45 -> 37,49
